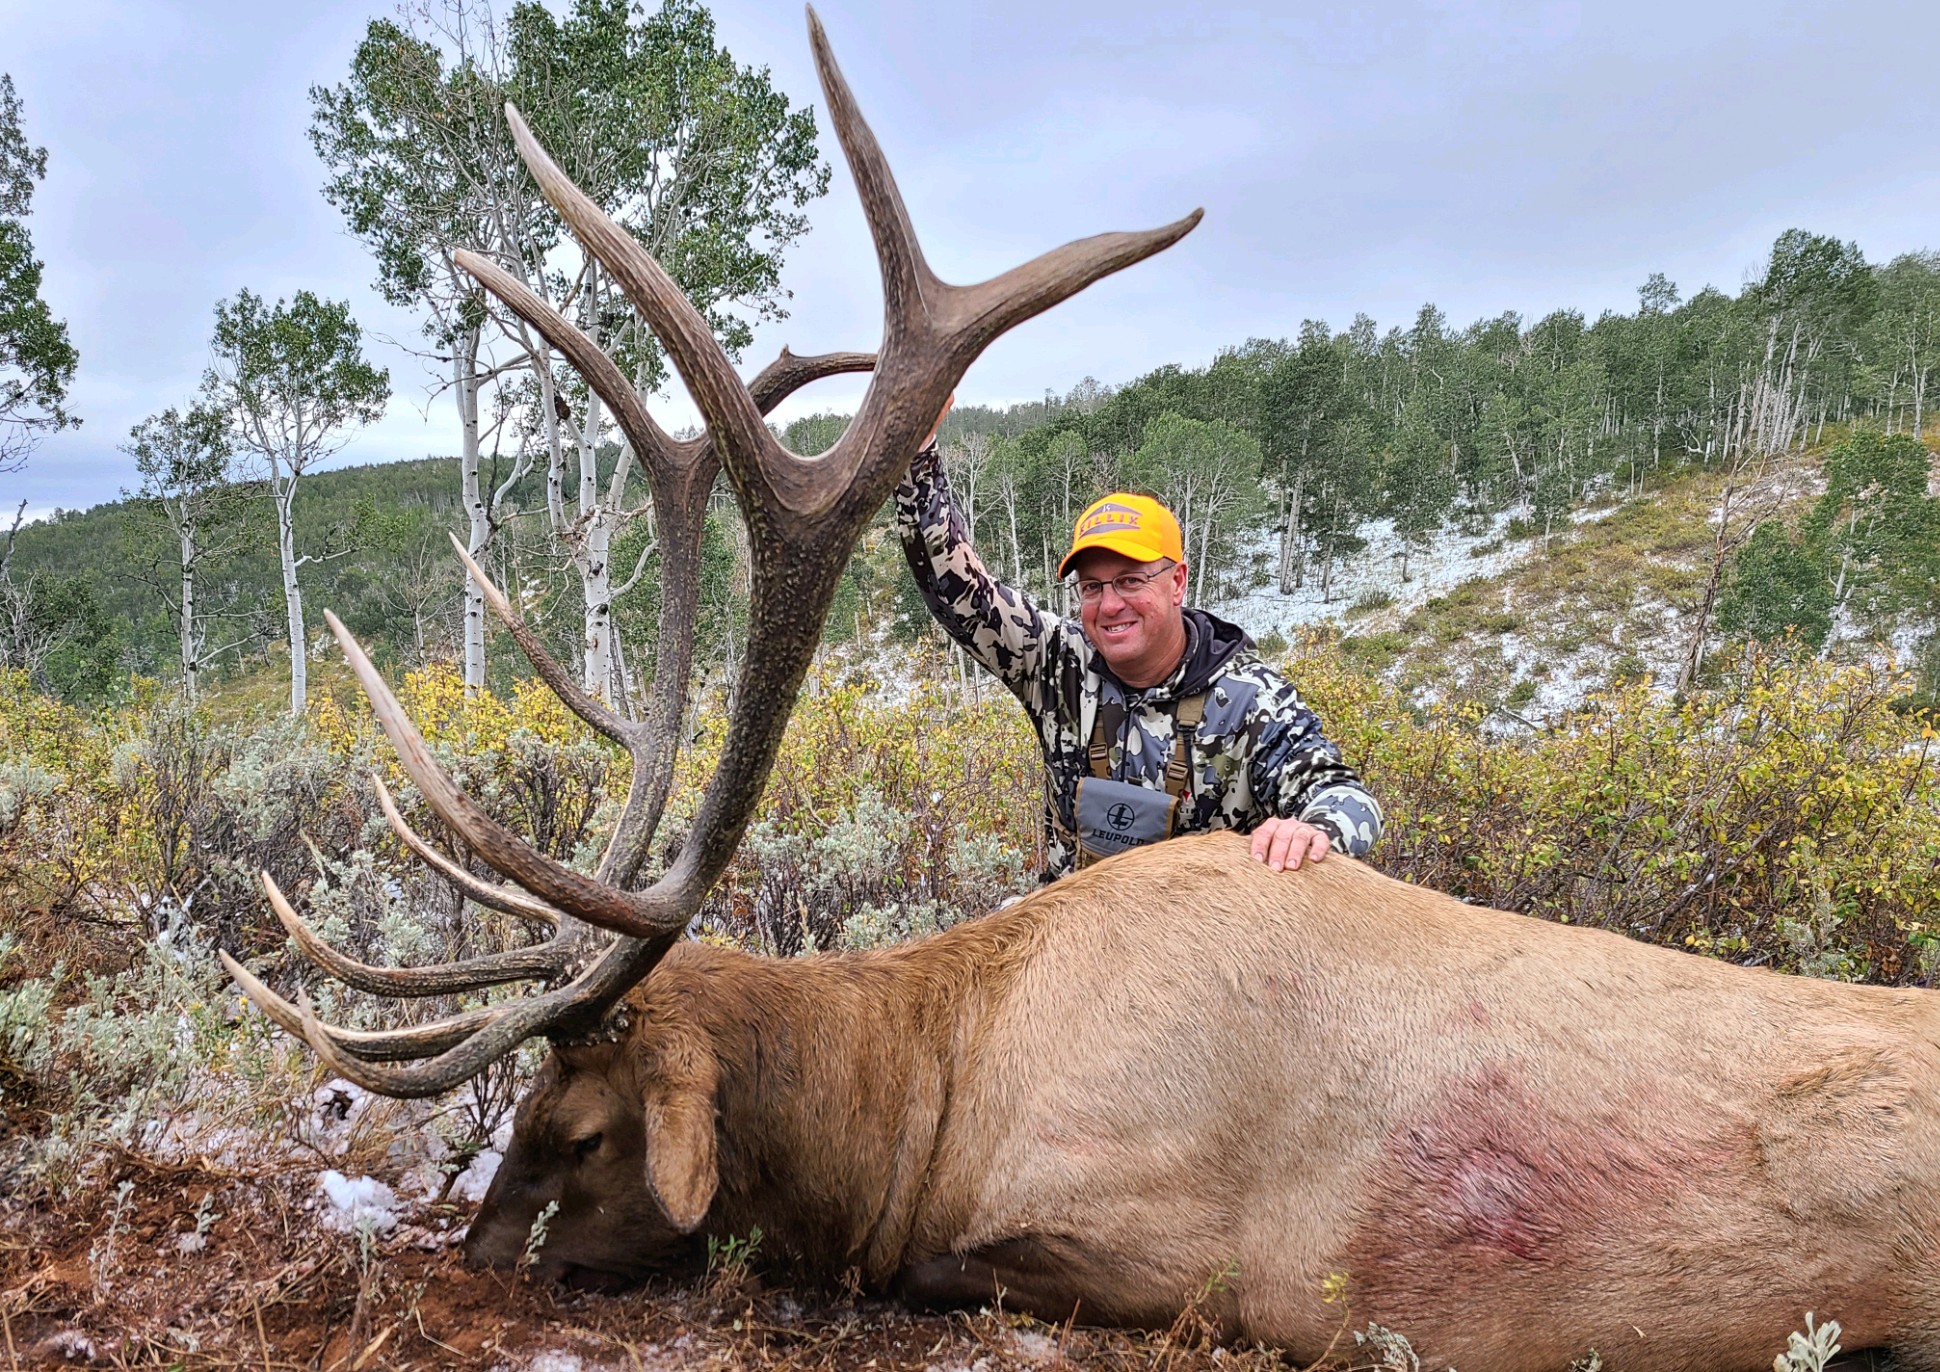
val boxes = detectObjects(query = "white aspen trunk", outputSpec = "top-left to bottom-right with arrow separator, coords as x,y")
541,362 -> 569,536
1913,340 -> 1926,438
1276,473 -> 1305,594
562,270 -> 624,703
274,466 -> 307,716
179,519 -> 199,701
1002,486 -> 1023,583
457,330 -> 489,691
612,616 -> 639,720
581,512 -> 615,700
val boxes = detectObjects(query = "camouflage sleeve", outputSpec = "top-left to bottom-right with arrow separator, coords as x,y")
894,442 -> 1080,711
1246,678 -> 1385,857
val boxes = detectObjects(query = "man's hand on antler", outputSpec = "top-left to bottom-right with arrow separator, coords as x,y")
1251,816 -> 1332,872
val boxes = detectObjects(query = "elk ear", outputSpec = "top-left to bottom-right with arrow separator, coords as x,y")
641,1036 -> 719,1233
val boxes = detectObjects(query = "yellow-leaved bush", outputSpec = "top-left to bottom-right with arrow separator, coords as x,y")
1284,633 -> 1940,982
5,641 -> 1938,982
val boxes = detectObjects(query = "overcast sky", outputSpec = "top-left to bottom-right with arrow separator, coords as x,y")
5,0 -> 1939,516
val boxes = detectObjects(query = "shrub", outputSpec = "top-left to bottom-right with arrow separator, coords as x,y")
1288,631 -> 1940,981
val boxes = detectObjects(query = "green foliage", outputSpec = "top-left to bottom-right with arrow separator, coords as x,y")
0,73 -> 77,470
1385,391 -> 1457,570
205,289 -> 391,466
0,568 -> 117,700
1802,428 -> 1938,622
6,458 -> 483,699
1288,636 -> 1940,979
782,410 -> 850,456
1125,412 -> 1267,599
1718,521 -> 1833,650
311,0 -> 828,379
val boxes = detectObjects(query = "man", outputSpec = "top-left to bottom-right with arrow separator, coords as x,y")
895,433 -> 1383,881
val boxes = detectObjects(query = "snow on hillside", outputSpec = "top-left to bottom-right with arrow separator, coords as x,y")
1210,510 -> 1528,638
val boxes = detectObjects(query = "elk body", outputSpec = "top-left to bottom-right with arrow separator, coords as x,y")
456,836 -> 1940,1372
219,12 -> 1940,1371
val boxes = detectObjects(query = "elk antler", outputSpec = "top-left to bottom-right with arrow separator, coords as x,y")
222,6 -> 1200,1097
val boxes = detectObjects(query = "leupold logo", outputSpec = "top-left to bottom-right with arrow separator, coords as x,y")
1076,502 -> 1142,538
1105,801 -> 1137,831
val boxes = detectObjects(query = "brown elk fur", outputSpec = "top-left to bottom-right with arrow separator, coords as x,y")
467,832 -> 1940,1371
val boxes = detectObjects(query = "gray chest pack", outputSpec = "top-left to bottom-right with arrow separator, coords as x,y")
1071,691 -> 1206,869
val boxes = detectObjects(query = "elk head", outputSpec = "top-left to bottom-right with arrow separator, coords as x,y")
221,7 -> 1199,1281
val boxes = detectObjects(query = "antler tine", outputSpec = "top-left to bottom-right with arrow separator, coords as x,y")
504,104 -> 774,483
443,533 -> 632,748
804,7 -> 930,334
457,250 -> 874,485
229,945 -> 650,1097
804,5 -> 1201,519
261,872 -> 564,997
949,216 -> 1203,363
748,347 -> 877,414
454,248 -> 676,479
287,985 -> 527,1099
324,610 -> 688,942
371,776 -> 559,930
219,951 -> 508,1062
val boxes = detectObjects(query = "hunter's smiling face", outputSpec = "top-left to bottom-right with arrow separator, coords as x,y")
1072,549 -> 1189,688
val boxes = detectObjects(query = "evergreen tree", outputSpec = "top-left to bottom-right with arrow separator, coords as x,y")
1385,392 -> 1455,580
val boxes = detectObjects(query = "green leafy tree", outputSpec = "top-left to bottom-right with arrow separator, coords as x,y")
0,508 -> 116,700
203,290 -> 391,715
1867,252 -> 1940,437
123,406 -> 241,699
0,74 -> 77,472
1745,230 -> 1876,454
1124,412 -> 1266,603
312,0 -> 828,694
1716,520 -> 1833,652
1257,322 -> 1356,591
1803,428 -> 1937,622
1303,415 -> 1377,602
1385,392 -> 1455,580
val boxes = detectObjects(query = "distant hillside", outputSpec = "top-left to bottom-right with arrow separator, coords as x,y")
16,429 -> 1932,724
10,219 -> 1940,712
9,457 -> 475,693
3,444 -> 927,702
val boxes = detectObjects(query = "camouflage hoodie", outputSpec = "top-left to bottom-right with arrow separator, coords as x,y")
895,444 -> 1384,880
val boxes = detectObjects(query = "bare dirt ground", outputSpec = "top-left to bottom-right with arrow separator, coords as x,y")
0,1156 -> 1318,1372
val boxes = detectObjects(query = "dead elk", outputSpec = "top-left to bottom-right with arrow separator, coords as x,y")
221,12 -> 1940,1372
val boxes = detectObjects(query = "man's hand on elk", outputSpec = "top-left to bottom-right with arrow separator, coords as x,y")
1249,815 -> 1331,870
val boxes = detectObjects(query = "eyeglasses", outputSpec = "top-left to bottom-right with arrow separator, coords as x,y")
1073,562 -> 1175,602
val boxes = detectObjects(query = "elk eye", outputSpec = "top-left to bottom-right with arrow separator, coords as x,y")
572,1132 -> 603,1160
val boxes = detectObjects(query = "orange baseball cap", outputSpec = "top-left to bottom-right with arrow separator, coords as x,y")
1058,493 -> 1185,579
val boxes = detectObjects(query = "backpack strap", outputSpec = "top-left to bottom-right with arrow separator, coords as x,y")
1163,691 -> 1207,805
1087,699 -> 1114,779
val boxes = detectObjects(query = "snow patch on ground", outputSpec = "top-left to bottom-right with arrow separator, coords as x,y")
521,1354 -> 587,1372
1211,510 -> 1533,638
452,1147 -> 502,1204
31,1330 -> 100,1363
318,1170 -> 400,1234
